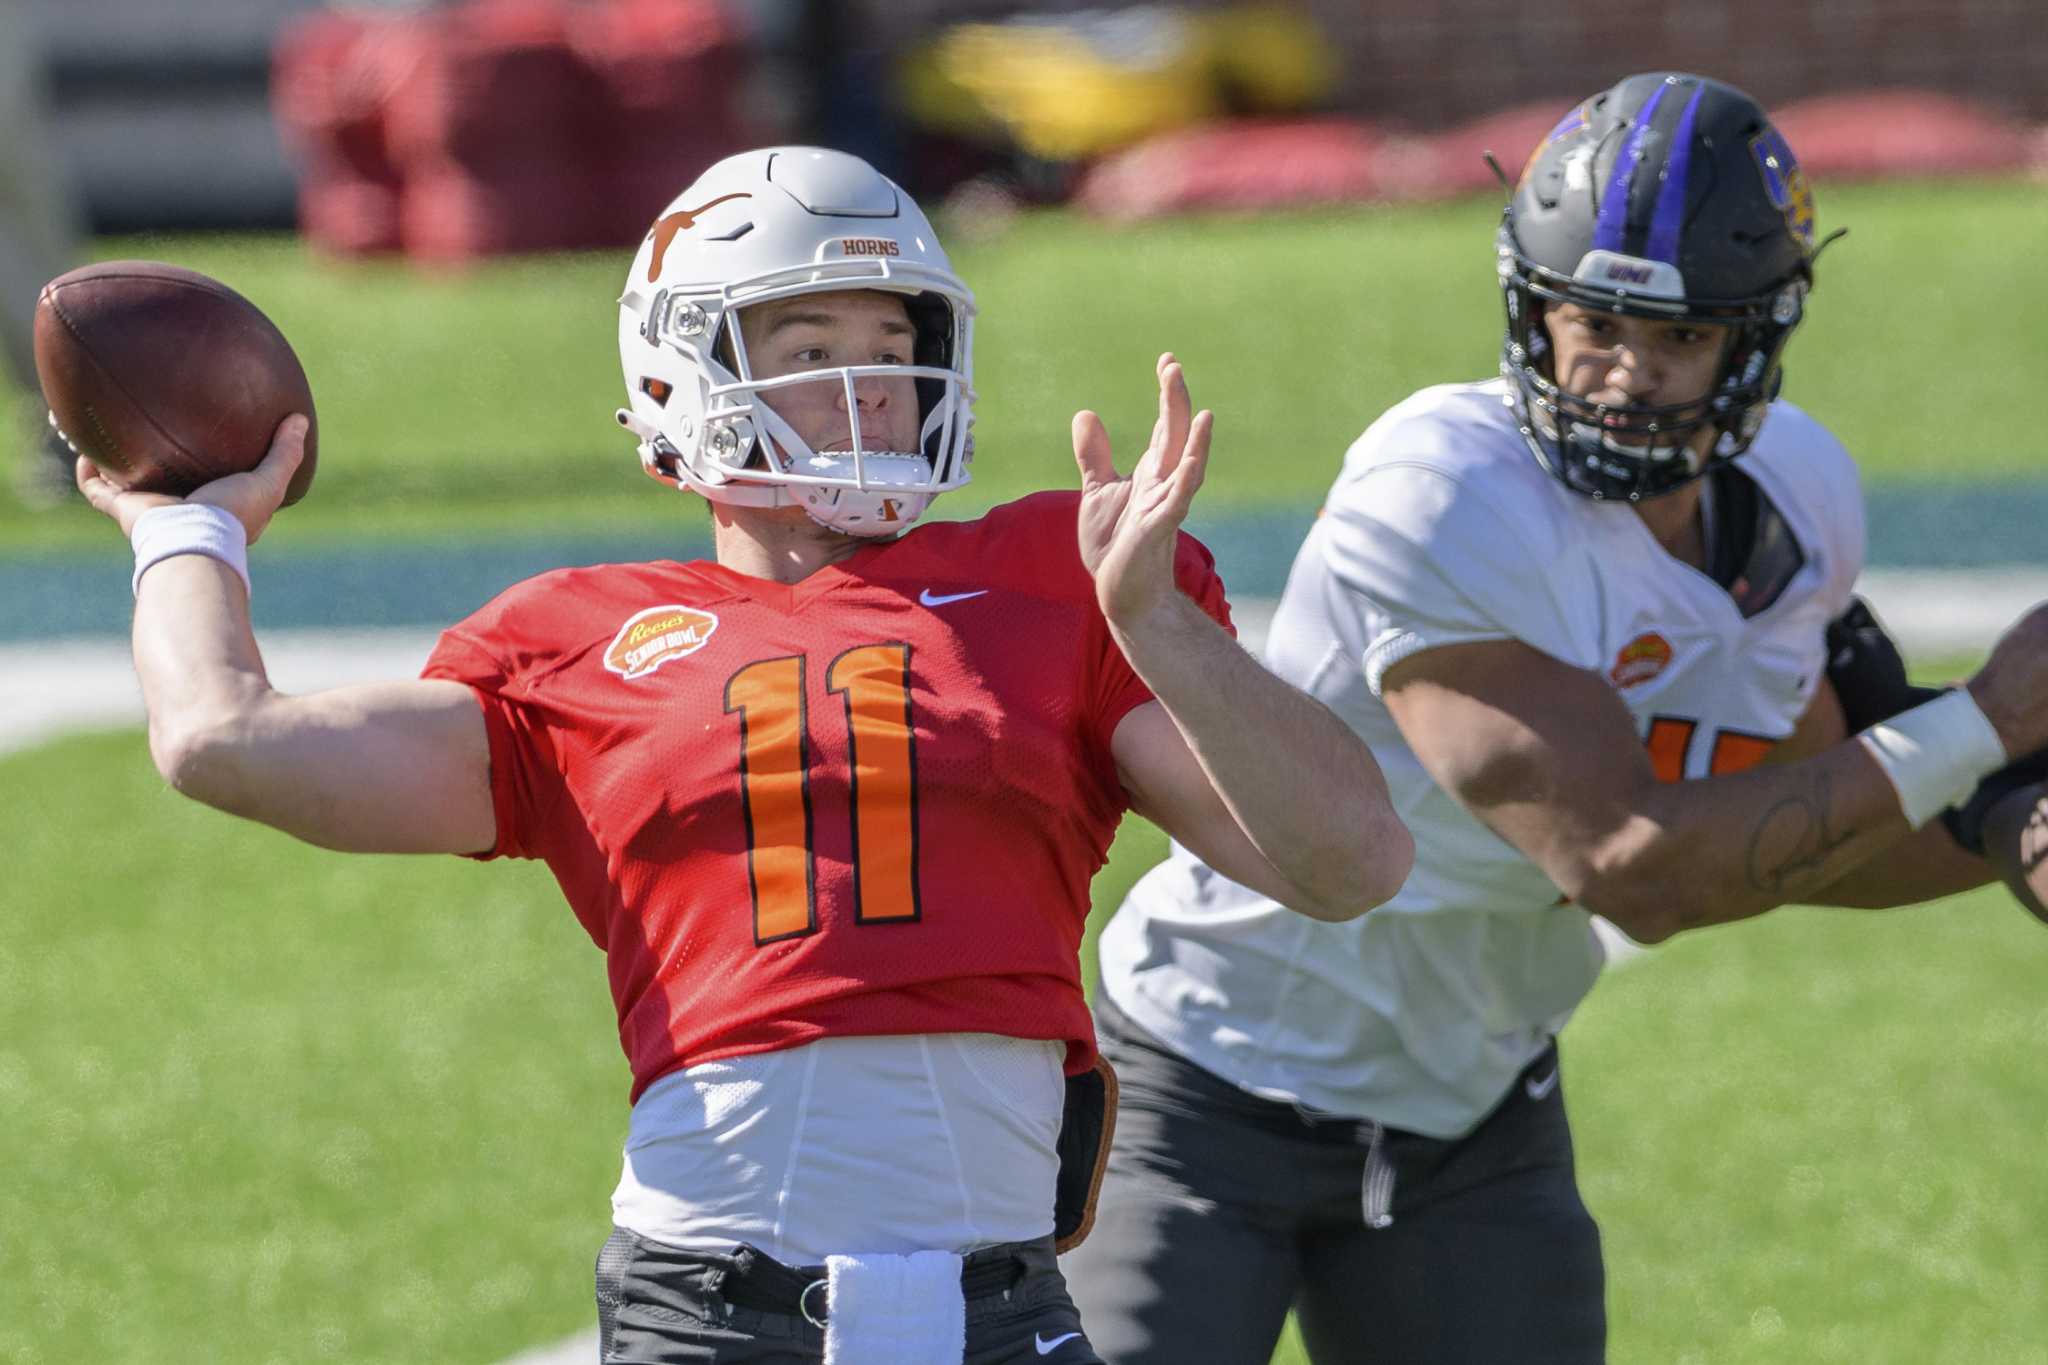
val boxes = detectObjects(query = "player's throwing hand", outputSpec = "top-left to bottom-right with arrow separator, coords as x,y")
1072,352 -> 1214,628
76,414 -> 308,543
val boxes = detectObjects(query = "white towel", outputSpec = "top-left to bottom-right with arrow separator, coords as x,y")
821,1249 -> 966,1364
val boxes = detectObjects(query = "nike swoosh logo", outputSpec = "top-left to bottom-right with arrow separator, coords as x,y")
919,588 -> 990,607
1525,1066 -> 1560,1102
1035,1332 -> 1083,1356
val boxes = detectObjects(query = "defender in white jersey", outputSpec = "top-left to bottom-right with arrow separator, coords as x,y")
1066,73 -> 2048,1364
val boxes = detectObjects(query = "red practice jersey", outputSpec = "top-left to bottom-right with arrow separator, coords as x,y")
423,491 -> 1231,1101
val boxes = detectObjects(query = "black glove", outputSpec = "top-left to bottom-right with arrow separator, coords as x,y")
1823,596 -> 1942,734
1943,750 -> 2048,856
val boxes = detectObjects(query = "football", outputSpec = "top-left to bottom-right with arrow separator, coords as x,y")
34,260 -> 319,505
1982,781 -> 2048,928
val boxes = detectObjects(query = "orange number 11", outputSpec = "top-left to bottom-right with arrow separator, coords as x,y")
724,645 -> 920,944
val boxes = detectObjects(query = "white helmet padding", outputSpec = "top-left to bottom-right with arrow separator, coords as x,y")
616,147 -> 977,536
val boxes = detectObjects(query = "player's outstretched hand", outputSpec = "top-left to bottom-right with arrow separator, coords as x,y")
1072,353 -> 1214,628
1966,602 -> 2048,760
76,414 -> 309,545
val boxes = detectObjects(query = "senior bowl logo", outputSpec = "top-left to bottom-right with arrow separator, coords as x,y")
1749,128 -> 1816,245
604,605 -> 720,680
1521,100 -> 1592,184
1609,631 -> 1674,688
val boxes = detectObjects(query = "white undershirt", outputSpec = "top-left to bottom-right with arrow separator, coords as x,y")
611,1033 -> 1066,1264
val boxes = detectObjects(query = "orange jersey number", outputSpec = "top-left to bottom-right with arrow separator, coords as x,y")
725,645 -> 920,944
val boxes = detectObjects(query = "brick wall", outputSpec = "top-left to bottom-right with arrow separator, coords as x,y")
866,0 -> 2048,126
1286,0 -> 2045,125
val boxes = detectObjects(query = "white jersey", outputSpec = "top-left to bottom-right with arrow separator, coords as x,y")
613,1033 -> 1064,1262
1099,379 -> 1864,1139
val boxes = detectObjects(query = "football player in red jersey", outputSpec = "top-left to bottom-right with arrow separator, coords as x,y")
74,146 -> 1412,1364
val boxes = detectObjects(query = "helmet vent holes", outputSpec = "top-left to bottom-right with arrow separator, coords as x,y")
641,378 -> 673,407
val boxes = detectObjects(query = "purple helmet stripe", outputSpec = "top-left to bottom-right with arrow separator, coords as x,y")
1593,82 -> 1668,253
1646,85 -> 1706,264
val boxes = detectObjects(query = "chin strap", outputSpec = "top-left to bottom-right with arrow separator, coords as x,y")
614,401 -> 940,536
613,407 -> 658,443
613,407 -> 675,484
615,406 -> 793,507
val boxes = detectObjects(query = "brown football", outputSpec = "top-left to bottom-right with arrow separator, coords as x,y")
34,260 -> 318,504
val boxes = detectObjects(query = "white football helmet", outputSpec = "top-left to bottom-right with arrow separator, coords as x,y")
616,146 -> 976,536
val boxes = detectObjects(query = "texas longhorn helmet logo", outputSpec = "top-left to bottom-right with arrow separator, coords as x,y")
644,193 -> 753,281
604,604 -> 721,680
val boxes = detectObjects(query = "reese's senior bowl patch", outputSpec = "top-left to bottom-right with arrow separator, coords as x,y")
604,605 -> 720,680
1609,631 -> 1674,688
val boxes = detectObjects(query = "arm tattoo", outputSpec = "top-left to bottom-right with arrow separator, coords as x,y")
1744,772 -> 1860,895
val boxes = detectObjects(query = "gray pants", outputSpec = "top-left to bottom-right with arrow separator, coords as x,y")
595,1229 -> 1107,1364
1063,997 -> 1606,1364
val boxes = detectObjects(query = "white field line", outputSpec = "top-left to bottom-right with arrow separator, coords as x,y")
4,569 -> 2036,761
495,1329 -> 598,1365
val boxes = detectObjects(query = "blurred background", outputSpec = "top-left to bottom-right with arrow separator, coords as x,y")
3,4 -> 2046,1364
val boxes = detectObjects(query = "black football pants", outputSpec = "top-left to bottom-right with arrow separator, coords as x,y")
594,1228 -> 1106,1364
1062,996 -> 1606,1364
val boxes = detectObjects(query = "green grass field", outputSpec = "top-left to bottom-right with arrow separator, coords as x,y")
7,178 -> 2048,1363
4,176 -> 2045,551
7,729 -> 2048,1363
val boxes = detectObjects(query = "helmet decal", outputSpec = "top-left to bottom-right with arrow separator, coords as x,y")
1523,102 -> 1591,183
1547,102 -> 1591,145
645,193 -> 754,281
1749,128 -> 1817,245
833,237 -> 903,258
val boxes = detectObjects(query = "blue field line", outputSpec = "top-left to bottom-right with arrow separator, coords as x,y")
1,485 -> 2045,643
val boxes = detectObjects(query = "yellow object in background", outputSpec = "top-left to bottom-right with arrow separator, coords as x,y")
1201,3 -> 1336,112
898,3 -> 1334,163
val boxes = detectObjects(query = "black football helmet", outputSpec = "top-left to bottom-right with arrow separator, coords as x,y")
1499,72 -> 1828,501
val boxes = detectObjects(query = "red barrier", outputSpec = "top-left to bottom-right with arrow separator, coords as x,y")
570,0 -> 750,245
1079,91 -> 2047,221
1773,92 -> 2036,182
273,9 -> 423,254
274,0 -> 751,262
1077,119 -> 1390,221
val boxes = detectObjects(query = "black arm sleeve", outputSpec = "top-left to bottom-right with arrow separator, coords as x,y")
1944,753 -> 2048,855
1823,596 -> 1942,733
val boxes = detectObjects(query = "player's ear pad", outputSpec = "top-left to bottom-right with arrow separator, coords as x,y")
1053,1056 -> 1119,1254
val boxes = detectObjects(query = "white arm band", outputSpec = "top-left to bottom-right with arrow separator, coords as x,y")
130,503 -> 251,598
1857,689 -> 2008,829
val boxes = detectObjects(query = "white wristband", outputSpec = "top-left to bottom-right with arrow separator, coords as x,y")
1858,689 -> 2008,829
130,503 -> 251,598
